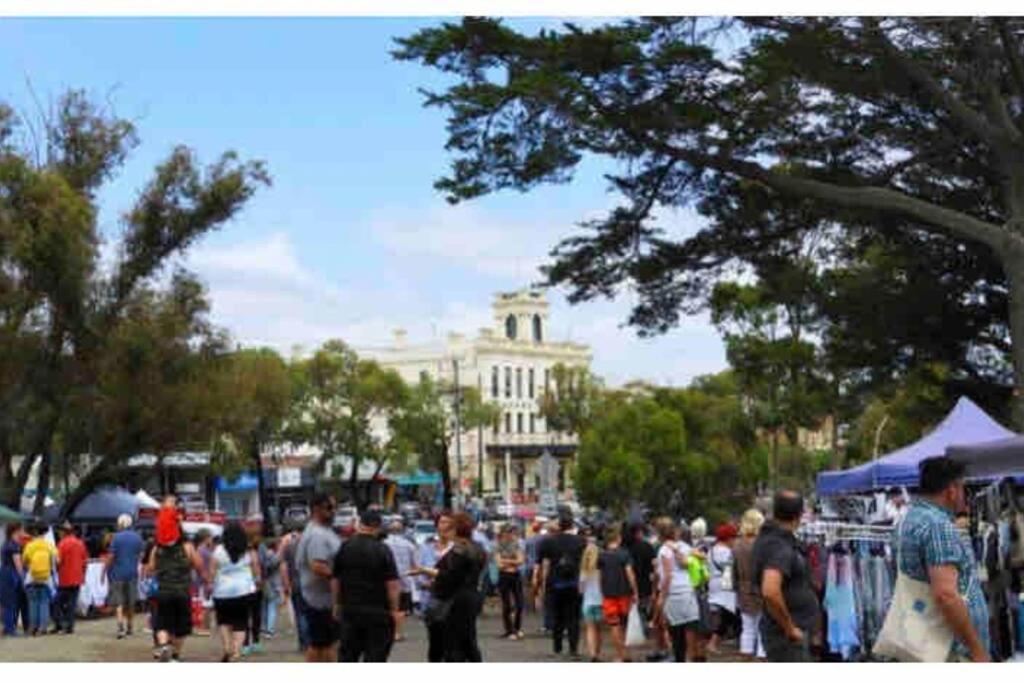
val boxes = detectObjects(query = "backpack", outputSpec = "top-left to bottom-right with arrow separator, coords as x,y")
26,542 -> 53,582
551,541 -> 579,586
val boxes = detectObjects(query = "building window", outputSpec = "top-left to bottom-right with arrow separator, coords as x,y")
495,466 -> 502,490
558,464 -> 566,492
491,366 -> 499,399
493,417 -> 499,437
515,368 -> 522,398
516,469 -> 525,492
505,367 -> 512,398
528,368 -> 534,399
505,314 -> 517,340
533,314 -> 543,342
544,368 -> 551,396
529,414 -> 536,433
517,413 -> 524,434
505,412 -> 511,433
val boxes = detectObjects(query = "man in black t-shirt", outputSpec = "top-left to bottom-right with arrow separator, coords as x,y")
625,524 -> 656,619
752,491 -> 820,662
536,510 -> 586,659
332,510 -> 401,662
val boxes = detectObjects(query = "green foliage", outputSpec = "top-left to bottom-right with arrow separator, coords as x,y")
288,340 -> 409,493
538,362 -> 603,435
0,89 -> 269,513
396,17 -> 1024,426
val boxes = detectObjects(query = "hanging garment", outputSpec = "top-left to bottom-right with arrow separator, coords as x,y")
824,551 -> 861,660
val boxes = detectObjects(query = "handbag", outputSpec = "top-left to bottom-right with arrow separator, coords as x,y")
711,550 -> 734,592
873,521 -> 956,662
424,596 -> 454,625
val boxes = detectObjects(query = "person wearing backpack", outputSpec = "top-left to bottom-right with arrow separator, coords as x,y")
21,525 -> 58,637
536,510 -> 586,659
708,523 -> 739,654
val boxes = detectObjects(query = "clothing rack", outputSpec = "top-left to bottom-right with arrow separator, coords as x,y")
798,522 -> 894,546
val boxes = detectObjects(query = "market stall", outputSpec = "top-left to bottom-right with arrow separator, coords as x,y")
817,397 -> 1014,495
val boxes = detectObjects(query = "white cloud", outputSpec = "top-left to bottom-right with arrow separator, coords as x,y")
182,214 -> 727,386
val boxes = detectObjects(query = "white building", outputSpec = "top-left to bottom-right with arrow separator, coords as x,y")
361,289 -> 592,504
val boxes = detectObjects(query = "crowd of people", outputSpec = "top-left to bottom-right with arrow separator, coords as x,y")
0,455 -> 993,664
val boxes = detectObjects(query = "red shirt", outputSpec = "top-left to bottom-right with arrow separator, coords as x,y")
57,535 -> 88,587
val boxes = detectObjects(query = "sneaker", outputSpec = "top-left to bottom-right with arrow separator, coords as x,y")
116,625 -> 125,640
250,642 -> 265,654
158,645 -> 173,663
241,645 -> 252,657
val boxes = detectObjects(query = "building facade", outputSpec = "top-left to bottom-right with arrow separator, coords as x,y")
362,289 -> 592,504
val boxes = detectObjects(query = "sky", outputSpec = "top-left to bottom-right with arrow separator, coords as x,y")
0,17 -> 727,387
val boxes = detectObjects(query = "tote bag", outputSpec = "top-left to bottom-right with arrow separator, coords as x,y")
874,522 -> 954,662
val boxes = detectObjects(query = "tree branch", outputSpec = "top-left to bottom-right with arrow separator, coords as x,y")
996,19 -> 1024,103
863,18 -> 1005,148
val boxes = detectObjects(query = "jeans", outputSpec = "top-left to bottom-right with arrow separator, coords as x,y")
244,592 -> 263,646
53,586 -> 80,632
25,584 -> 50,633
550,586 -> 581,655
2,596 -> 20,635
264,595 -> 280,635
499,572 -> 523,635
337,615 -> 394,662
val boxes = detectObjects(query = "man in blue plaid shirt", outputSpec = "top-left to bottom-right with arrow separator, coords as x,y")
897,456 -> 989,662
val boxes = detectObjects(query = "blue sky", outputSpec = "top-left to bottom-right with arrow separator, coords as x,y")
0,18 -> 726,386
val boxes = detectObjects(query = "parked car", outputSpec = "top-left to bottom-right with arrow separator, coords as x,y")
333,505 -> 358,531
412,519 -> 436,546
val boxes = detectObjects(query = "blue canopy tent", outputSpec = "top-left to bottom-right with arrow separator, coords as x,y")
816,397 -> 1015,495
69,485 -> 142,523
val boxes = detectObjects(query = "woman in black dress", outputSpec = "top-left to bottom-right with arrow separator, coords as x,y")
431,512 -> 486,662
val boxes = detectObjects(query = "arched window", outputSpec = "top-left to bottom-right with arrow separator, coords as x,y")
505,314 -> 517,340
515,368 -> 522,398
533,314 -> 543,342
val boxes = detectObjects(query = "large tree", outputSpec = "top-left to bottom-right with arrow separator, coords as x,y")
395,17 -> 1024,426
0,90 -> 268,511
288,340 -> 408,507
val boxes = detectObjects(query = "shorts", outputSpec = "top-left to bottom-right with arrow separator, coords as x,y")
602,596 -> 631,626
582,605 -> 603,624
711,605 -> 739,638
108,579 -> 138,608
154,595 -> 193,638
399,592 -> 413,614
214,596 -> 251,631
305,606 -> 339,648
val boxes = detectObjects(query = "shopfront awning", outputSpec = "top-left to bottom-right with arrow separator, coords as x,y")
214,473 -> 260,492
396,471 -> 442,487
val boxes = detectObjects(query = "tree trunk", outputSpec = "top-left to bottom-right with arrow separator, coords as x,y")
33,452 -> 51,516
1007,251 -> 1024,430
60,455 -> 120,521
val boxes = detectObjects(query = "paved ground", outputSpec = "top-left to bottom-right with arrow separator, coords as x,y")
0,598 -> 742,662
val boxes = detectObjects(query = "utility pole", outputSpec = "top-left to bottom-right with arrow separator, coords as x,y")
453,358 -> 462,510
477,424 -> 484,497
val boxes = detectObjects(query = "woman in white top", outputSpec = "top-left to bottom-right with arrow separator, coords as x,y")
653,516 -> 703,662
578,540 -> 603,662
209,522 -> 260,662
707,523 -> 738,654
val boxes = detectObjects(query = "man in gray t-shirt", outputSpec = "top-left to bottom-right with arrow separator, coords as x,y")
295,494 -> 342,662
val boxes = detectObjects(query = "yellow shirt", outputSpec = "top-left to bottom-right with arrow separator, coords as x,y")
22,538 -> 58,583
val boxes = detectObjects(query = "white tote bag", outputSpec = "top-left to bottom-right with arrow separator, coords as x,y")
625,604 -> 646,647
874,523 -> 955,662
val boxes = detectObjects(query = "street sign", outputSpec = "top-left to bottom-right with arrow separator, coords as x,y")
277,467 -> 301,488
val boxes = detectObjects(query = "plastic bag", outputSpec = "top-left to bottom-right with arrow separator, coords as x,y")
625,604 -> 645,647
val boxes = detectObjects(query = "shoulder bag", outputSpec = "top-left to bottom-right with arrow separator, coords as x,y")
873,520 -> 956,662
